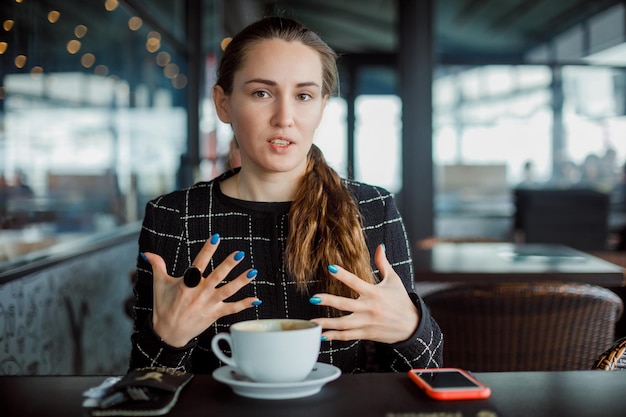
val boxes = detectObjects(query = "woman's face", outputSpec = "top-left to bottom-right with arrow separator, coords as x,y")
213,38 -> 327,176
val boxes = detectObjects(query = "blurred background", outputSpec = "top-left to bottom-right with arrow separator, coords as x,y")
2,0 -> 626,260
2,0 -> 626,376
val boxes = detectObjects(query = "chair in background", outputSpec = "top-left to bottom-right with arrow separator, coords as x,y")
513,188 -> 610,251
587,251 -> 626,340
423,282 -> 623,372
593,336 -> 626,370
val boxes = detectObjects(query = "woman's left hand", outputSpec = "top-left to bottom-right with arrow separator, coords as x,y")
310,244 -> 420,344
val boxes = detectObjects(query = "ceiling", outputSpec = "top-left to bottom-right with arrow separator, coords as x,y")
219,0 -> 623,61
0,0 -> 623,81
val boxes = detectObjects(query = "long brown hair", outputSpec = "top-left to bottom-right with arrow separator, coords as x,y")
215,16 -> 377,297
288,145 -> 377,297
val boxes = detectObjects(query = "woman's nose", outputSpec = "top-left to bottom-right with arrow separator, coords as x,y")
270,98 -> 294,127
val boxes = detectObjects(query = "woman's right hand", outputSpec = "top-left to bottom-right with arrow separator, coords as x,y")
141,234 -> 260,347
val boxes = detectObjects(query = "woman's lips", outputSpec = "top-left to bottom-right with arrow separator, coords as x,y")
270,138 -> 291,146
268,136 -> 293,147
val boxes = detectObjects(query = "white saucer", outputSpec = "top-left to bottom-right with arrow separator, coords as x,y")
212,362 -> 341,400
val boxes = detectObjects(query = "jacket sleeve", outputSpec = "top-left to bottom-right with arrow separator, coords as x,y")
379,292 -> 444,371
367,188 -> 444,371
129,195 -> 198,372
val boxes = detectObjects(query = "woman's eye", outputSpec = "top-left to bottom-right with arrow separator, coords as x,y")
253,91 -> 269,98
297,93 -> 312,101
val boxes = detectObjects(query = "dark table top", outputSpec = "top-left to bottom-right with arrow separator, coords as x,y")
2,370 -> 626,417
413,242 -> 626,286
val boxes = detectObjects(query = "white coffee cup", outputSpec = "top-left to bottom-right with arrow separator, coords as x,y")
211,319 -> 321,383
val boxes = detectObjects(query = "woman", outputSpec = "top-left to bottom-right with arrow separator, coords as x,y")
131,16 -> 443,374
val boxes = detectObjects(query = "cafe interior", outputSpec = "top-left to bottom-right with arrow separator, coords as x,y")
3,0 -> 626,414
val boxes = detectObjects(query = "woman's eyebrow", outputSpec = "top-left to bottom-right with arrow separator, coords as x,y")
296,81 -> 321,89
245,78 -> 321,88
245,78 -> 276,86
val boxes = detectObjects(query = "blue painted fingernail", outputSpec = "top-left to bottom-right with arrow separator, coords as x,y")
140,252 -> 148,262
252,300 -> 262,307
234,251 -> 245,261
246,269 -> 258,279
309,296 -> 322,305
381,243 -> 386,253
321,336 -> 327,341
210,233 -> 220,245
328,264 -> 338,274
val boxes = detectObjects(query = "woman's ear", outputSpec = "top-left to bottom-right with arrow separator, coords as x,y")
322,94 -> 329,108
212,85 -> 231,123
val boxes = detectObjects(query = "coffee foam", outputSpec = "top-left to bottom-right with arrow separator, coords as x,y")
236,319 -> 315,332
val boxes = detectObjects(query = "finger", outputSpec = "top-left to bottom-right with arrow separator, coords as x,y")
311,314 -> 360,332
218,297 -> 263,317
320,329 -> 364,342
310,315 -> 366,342
192,233 -> 221,272
309,292 -> 360,314
142,252 -> 181,312
141,252 -> 171,280
325,263 -> 373,296
373,243 -> 390,280
213,268 -> 259,300
202,250 -> 246,287
373,244 -> 410,292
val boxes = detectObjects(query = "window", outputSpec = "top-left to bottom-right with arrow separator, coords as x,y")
0,0 -> 189,261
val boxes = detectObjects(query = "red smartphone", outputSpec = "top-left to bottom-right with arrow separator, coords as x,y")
408,368 -> 491,400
